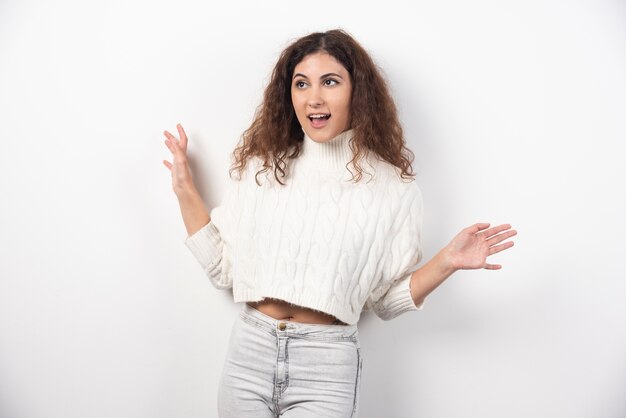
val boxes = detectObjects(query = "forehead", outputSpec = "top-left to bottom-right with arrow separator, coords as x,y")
293,52 -> 349,76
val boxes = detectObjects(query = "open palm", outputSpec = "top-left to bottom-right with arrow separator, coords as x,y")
445,223 -> 517,270
163,123 -> 196,195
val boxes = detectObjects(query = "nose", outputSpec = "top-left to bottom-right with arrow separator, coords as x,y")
307,86 -> 324,108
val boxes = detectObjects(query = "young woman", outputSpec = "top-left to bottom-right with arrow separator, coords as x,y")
163,29 -> 516,418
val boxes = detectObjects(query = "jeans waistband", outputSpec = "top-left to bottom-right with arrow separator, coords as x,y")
241,303 -> 359,338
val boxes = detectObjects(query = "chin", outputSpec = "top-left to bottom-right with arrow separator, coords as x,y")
303,128 -> 344,143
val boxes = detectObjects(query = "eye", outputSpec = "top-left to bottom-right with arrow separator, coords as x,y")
294,80 -> 307,89
323,79 -> 338,86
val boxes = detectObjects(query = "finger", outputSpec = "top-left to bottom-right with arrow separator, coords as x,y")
488,241 -> 515,255
487,229 -> 517,245
165,138 -> 185,161
177,123 -> 188,150
484,224 -> 514,238
162,160 -> 172,171
163,130 -> 179,142
484,263 -> 502,270
467,223 -> 490,234
164,139 -> 179,158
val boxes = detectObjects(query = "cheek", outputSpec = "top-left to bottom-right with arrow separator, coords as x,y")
291,96 -> 304,120
291,92 -> 306,109
338,97 -> 352,121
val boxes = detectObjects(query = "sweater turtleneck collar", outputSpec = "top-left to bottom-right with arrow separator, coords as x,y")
299,129 -> 354,171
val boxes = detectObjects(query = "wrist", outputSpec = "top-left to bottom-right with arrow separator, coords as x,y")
175,183 -> 201,201
434,247 -> 459,276
409,249 -> 458,306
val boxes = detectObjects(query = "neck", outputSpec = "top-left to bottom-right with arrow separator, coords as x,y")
299,129 -> 354,171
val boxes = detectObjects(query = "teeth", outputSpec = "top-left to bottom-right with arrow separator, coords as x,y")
310,114 -> 329,119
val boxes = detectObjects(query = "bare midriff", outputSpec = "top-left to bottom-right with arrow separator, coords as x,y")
247,297 -> 348,325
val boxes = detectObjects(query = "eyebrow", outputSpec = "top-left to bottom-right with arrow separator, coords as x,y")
292,72 -> 344,80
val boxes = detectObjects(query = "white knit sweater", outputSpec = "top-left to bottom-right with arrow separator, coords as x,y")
184,129 -> 425,325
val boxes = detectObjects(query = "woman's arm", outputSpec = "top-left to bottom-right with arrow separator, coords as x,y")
163,123 -> 211,236
175,188 -> 211,237
409,223 -> 517,306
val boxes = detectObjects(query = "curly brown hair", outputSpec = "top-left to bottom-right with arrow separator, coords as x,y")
229,29 -> 416,186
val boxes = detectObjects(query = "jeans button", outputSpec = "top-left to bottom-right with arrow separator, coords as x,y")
278,322 -> 287,331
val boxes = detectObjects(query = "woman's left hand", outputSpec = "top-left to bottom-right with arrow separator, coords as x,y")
443,223 -> 517,270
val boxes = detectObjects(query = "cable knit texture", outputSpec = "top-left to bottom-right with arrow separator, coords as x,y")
184,129 -> 425,325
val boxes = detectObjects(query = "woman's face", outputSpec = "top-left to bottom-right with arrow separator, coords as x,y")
291,52 -> 352,143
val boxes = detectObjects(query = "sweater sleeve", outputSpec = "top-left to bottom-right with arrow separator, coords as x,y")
364,181 -> 424,321
183,209 -> 231,289
183,173 -> 242,290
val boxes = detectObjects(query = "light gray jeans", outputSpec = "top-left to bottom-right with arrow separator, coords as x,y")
217,302 -> 363,417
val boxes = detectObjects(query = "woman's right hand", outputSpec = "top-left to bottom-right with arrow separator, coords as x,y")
163,123 -> 197,196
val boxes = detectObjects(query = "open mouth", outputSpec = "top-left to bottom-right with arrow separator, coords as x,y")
308,113 -> 331,122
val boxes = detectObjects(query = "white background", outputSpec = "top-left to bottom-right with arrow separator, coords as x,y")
1,0 -> 625,417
